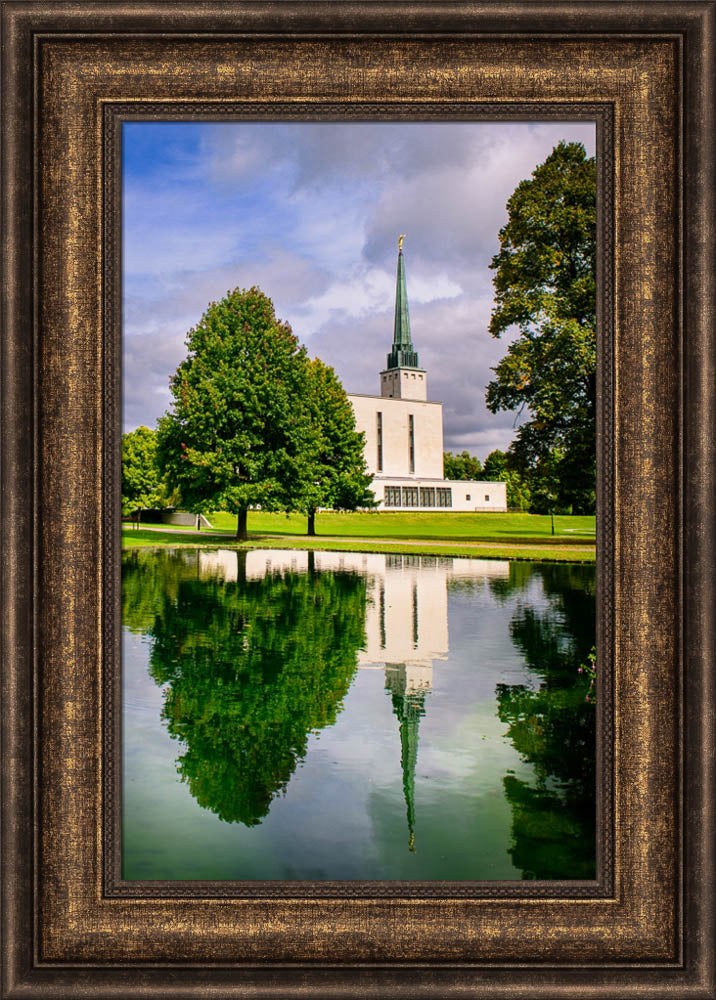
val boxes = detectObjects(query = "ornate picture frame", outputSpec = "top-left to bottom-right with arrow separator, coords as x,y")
2,2 -> 713,996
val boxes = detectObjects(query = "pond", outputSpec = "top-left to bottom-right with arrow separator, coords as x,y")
122,548 -> 596,881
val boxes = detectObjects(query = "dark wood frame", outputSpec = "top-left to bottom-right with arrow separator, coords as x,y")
1,2 -> 714,997
103,98 -> 615,902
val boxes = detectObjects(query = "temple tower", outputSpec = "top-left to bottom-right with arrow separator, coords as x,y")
385,663 -> 428,852
380,236 -> 428,401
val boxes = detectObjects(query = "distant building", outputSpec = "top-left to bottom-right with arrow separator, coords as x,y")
347,238 -> 507,512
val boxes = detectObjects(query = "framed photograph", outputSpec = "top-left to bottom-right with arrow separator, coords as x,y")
118,117 -> 600,888
2,2 -> 713,997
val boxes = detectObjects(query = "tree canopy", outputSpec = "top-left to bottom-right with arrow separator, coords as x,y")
121,425 -> 170,516
482,449 -> 507,481
482,449 -> 531,512
157,287 -> 318,539
443,450 -> 482,481
440,448 -> 531,510
486,141 -> 596,513
299,358 -> 375,536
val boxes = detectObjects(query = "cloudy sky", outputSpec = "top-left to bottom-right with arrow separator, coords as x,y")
123,120 -> 595,460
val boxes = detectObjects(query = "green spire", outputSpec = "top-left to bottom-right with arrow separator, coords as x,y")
386,665 -> 426,852
387,236 -> 419,370
393,238 -> 412,347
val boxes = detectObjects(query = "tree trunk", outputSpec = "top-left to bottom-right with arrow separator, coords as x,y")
235,549 -> 248,582
307,508 -> 316,537
236,507 -> 248,541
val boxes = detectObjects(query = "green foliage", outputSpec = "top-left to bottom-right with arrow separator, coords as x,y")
156,287 -> 318,536
495,562 -> 596,878
482,449 -> 507,480
121,425 -> 169,516
130,550 -> 368,826
122,547 -> 198,634
486,141 -> 596,514
502,471 -> 532,512
443,450 -> 482,481
299,358 -> 376,533
438,448 -> 532,511
447,561 -> 596,877
499,773 -> 593,879
578,645 -> 597,703
482,450 -> 532,512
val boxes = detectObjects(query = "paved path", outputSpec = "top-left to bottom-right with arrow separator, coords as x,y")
124,524 -> 595,552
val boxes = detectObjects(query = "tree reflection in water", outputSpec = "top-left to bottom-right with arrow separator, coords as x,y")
123,550 -> 596,876
491,562 -> 596,879
123,549 -> 367,826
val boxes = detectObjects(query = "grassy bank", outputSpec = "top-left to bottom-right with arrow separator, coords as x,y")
121,526 -> 595,564
132,509 -> 596,544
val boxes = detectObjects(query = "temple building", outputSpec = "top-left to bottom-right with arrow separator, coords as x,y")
347,237 -> 507,512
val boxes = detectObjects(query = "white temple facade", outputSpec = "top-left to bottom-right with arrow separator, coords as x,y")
346,239 -> 507,513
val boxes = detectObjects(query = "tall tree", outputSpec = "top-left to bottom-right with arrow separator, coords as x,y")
443,450 -> 482,481
482,449 -> 508,481
157,287 -> 317,540
486,141 -> 596,513
300,358 -> 375,536
122,425 -> 166,517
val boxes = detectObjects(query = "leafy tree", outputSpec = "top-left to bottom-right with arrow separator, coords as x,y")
157,287 -> 318,540
482,449 -> 508,481
299,358 -> 375,536
121,425 -> 169,517
486,141 -> 596,514
482,449 -> 531,512
140,551 -> 368,826
443,450 -> 482,481
502,470 -> 532,512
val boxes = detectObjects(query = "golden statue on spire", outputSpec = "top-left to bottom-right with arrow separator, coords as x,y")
398,234 -> 406,253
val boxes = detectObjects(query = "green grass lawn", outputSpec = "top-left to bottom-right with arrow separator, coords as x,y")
120,527 -> 594,563
204,509 -> 596,543
122,510 -> 595,563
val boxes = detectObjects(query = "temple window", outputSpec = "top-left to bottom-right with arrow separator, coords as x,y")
377,412 -> 383,471
436,488 -> 452,508
403,486 -> 418,507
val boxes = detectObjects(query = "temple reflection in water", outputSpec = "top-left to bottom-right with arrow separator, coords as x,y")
198,548 -> 508,673
197,549 -> 509,847
123,547 -> 596,878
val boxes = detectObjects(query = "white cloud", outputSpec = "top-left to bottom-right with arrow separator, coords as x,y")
123,119 -> 596,456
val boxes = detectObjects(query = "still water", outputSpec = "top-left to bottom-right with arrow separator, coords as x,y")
122,548 -> 596,881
